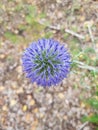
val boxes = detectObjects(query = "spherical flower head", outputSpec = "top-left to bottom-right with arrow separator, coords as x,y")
22,39 -> 71,87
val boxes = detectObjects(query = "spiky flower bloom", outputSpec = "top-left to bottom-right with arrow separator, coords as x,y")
22,39 -> 71,87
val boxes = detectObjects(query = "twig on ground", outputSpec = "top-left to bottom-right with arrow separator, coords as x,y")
87,25 -> 95,44
87,24 -> 96,54
46,25 -> 61,30
77,121 -> 89,130
73,60 -> 98,72
77,64 -> 98,72
65,29 -> 85,39
38,20 -> 85,39
38,20 -> 60,30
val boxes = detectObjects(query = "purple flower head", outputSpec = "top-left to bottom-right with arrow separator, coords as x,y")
22,39 -> 71,87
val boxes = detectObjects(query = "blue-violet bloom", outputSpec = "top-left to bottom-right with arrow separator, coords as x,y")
22,39 -> 71,87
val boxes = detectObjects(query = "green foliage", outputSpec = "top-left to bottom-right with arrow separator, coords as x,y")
25,5 -> 47,26
44,31 -> 53,38
63,33 -> 70,40
70,33 -> 98,116
24,5 -> 52,40
70,37 -> 82,58
86,98 -> 98,109
25,5 -> 38,26
82,93 -> 98,125
83,115 -> 98,123
84,47 -> 96,54
14,4 -> 23,11
4,4 -> 53,43
4,31 -> 20,43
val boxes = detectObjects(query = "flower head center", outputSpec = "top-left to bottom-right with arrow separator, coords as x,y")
33,50 -> 61,78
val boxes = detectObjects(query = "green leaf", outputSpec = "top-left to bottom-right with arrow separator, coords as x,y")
14,4 -> 23,11
84,47 -> 96,54
44,32 -> 53,38
25,5 -> 38,25
96,91 -> 98,96
82,115 -> 98,124
39,12 -> 46,18
86,98 -> 98,109
4,32 -> 19,43
63,33 -> 70,40
27,5 -> 37,17
26,15 -> 34,24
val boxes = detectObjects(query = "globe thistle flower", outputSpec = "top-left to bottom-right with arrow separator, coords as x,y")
22,39 -> 71,87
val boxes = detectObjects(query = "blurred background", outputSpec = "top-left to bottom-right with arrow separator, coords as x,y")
0,0 -> 98,130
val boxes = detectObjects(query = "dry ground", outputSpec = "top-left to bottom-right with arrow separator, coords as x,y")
0,0 -> 98,130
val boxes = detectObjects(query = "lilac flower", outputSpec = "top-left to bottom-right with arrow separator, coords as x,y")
22,39 -> 71,87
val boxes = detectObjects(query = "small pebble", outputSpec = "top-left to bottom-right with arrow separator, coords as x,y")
83,126 -> 91,130
22,105 -> 28,111
10,99 -> 17,107
58,93 -> 65,99
29,99 -> 35,106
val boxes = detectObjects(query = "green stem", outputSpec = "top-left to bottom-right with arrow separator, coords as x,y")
73,60 -> 98,72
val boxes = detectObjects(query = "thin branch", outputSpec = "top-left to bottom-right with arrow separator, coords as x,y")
78,65 -> 98,72
47,25 -> 61,30
87,25 -> 95,43
73,60 -> 98,72
65,29 -> 85,39
87,24 -> 96,54
38,20 -> 85,39
73,60 -> 85,65
38,20 -> 60,30
77,121 -> 89,130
